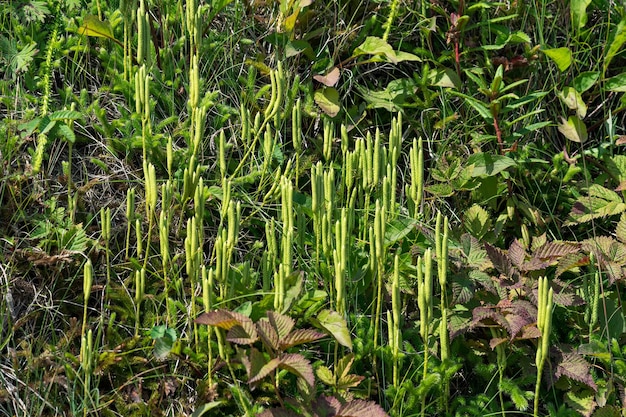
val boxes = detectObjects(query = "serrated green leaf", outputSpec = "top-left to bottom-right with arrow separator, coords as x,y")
542,47 -> 572,72
314,87 -> 340,117
49,110 -> 83,121
316,366 -> 335,386
315,310 -> 352,350
558,115 -> 587,143
616,213 -> 626,243
460,233 -> 491,270
56,123 -> 76,144
565,390 -> 596,417
464,204 -> 492,240
499,378 -> 531,411
425,183 -> 455,197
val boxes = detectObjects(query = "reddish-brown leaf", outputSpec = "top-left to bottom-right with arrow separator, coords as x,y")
278,353 -> 315,388
336,399 -> 390,417
268,311 -> 295,341
280,328 -> 326,349
554,351 -> 597,392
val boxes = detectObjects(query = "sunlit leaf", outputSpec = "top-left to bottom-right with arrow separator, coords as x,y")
558,115 -> 587,143
428,67 -> 461,89
571,0 -> 592,30
316,366 -> 335,386
78,15 -> 122,47
315,309 -> 352,350
352,36 -> 397,63
314,87 -> 341,117
542,47 -> 572,72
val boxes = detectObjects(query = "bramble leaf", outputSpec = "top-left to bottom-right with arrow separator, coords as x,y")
280,328 -> 326,349
554,351 -> 597,391
267,311 -> 295,341
279,353 -> 315,388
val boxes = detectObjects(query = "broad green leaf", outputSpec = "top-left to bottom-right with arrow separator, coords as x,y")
558,86 -> 587,118
352,36 -> 397,63
315,309 -> 352,350
573,71 -> 599,93
314,87 -> 340,117
286,40 -> 314,59
604,16 -> 626,74
39,118 -> 57,136
571,0 -> 592,30
558,115 -> 587,143
150,325 -> 177,360
542,47 -> 572,72
428,67 -> 461,89
385,217 -> 419,246
466,152 -> 516,177
78,15 -> 121,46
605,73 -> 626,92
395,51 -> 421,62
19,118 -> 40,137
